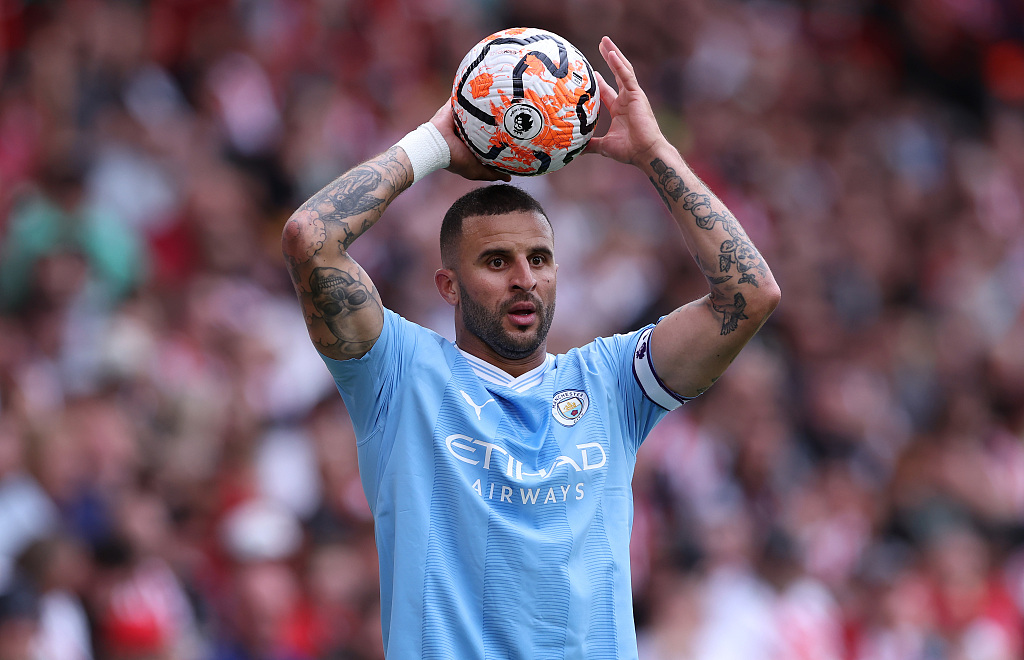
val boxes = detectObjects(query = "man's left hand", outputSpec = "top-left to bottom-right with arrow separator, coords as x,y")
585,36 -> 669,167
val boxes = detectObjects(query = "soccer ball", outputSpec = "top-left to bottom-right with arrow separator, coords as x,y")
451,28 -> 600,176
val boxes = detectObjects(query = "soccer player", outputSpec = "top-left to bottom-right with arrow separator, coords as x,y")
282,37 -> 779,659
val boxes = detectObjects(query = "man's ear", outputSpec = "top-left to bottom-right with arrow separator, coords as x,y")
434,268 -> 458,306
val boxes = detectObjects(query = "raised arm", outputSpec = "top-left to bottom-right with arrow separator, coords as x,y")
282,146 -> 408,360
283,105 -> 508,361
587,37 -> 781,398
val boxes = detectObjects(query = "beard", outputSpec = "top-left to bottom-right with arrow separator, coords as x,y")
459,283 -> 555,361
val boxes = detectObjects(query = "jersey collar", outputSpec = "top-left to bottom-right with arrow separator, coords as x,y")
457,349 -> 554,393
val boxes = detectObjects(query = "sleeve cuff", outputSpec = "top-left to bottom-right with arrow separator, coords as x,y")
632,326 -> 695,411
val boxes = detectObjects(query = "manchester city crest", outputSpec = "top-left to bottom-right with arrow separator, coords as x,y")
552,389 -> 589,427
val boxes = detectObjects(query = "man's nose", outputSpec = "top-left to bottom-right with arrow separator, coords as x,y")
509,257 -> 537,291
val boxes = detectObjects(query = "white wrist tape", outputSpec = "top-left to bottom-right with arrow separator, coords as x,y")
396,122 -> 451,183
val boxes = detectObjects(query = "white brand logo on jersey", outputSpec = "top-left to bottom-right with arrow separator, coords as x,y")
552,389 -> 589,426
445,434 -> 606,482
460,390 -> 495,420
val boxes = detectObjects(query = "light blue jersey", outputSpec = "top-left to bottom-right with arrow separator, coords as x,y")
323,308 -> 688,659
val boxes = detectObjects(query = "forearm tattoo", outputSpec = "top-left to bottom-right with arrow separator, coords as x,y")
284,147 -> 412,271
651,159 -> 686,202
650,158 -> 768,335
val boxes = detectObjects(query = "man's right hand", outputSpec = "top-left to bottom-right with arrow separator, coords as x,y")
430,103 -> 512,182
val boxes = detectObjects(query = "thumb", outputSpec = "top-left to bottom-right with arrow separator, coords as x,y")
584,135 -> 608,158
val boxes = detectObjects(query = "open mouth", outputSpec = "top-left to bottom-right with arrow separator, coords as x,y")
506,301 -> 538,327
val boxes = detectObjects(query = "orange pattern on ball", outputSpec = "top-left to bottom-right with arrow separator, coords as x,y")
469,73 -> 494,99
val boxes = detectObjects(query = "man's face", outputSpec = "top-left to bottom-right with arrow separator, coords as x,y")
451,211 -> 557,361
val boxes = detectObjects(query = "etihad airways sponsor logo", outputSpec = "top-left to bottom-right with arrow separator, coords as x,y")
471,480 -> 585,504
444,434 -> 607,483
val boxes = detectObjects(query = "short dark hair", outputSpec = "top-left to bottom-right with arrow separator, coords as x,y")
439,184 -> 550,267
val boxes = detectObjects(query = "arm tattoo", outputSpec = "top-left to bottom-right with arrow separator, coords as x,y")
308,266 -> 382,355
682,191 -> 728,230
693,375 -> 720,396
649,177 -> 672,208
299,163 -> 384,220
282,215 -> 327,268
300,148 -> 411,221
283,148 -> 406,358
709,292 -> 749,335
717,224 -> 766,288
651,159 -> 685,201
695,254 -> 732,285
285,147 -> 412,269
649,157 -> 767,333
650,158 -> 768,290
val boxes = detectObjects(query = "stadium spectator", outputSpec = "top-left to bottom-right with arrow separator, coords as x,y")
1,0 -> 1023,657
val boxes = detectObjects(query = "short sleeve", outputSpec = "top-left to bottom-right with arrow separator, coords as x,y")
319,308 -> 409,442
579,322 -> 692,454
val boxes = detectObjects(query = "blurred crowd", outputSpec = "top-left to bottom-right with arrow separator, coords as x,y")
1,0 -> 1024,658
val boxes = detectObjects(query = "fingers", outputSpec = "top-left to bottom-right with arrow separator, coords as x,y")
430,102 -> 452,129
599,35 -> 639,93
474,164 -> 512,182
584,71 -> 615,158
599,40 -> 626,94
600,36 -> 636,78
427,101 -> 511,181
595,70 -> 618,108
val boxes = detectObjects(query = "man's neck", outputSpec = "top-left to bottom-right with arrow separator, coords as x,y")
455,337 -> 547,378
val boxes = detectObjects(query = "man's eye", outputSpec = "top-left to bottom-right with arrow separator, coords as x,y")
531,256 -> 545,266
490,258 -> 504,268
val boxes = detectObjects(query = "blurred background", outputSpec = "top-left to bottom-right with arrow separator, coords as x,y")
1,0 -> 1024,658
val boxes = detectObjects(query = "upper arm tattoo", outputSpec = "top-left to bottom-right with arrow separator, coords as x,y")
709,291 -> 749,335
308,265 -> 382,355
